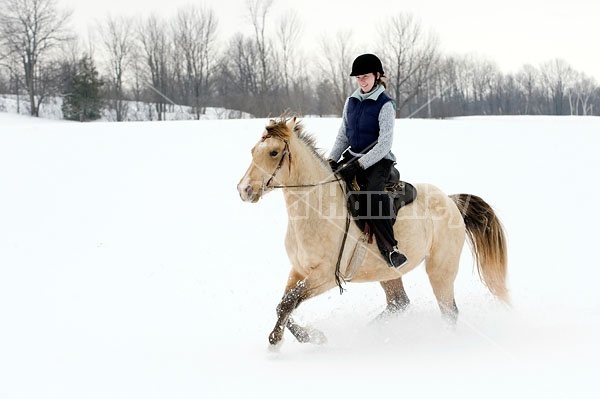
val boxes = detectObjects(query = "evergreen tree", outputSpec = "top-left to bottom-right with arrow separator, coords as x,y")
62,55 -> 104,122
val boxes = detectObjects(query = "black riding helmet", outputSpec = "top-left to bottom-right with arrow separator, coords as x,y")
350,53 -> 385,76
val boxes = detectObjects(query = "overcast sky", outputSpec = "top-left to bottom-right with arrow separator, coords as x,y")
59,0 -> 599,80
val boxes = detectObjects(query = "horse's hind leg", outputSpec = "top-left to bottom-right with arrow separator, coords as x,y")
425,256 -> 460,323
378,277 -> 410,317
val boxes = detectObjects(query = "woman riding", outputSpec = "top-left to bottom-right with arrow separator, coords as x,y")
327,53 -> 408,269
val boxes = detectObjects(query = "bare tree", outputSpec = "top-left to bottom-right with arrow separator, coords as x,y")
275,10 -> 302,100
217,33 -> 261,115
567,72 -> 595,115
138,14 -> 173,121
0,68 -> 8,93
515,64 -> 540,114
1,55 -> 24,112
435,55 -> 471,116
500,73 -> 520,115
317,30 -> 356,115
172,5 -> 218,119
246,0 -> 275,115
540,59 -> 574,115
468,56 -> 501,114
431,56 -> 599,117
377,13 -> 440,117
428,56 -> 461,117
0,0 -> 72,116
98,15 -> 135,121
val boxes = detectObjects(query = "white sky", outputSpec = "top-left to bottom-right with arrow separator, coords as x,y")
59,0 -> 600,80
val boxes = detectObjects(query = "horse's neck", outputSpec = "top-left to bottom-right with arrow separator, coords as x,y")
282,140 -> 345,224
288,141 -> 330,186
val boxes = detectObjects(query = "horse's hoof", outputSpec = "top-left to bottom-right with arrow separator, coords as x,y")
269,329 -> 283,346
267,340 -> 283,353
294,329 -> 311,343
308,328 -> 327,345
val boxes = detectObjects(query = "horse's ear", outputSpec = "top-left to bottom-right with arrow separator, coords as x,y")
286,117 -> 296,132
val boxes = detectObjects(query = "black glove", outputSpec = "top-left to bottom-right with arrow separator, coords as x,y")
328,159 -> 339,172
337,161 -> 361,181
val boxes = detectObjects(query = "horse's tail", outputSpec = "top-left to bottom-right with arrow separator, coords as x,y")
450,194 -> 510,304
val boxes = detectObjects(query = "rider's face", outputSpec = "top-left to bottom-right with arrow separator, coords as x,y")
355,73 -> 377,93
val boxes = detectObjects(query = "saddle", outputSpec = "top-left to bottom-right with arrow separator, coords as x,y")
346,165 -> 417,225
336,164 -> 417,285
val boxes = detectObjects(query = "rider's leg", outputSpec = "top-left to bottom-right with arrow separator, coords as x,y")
359,160 -> 408,268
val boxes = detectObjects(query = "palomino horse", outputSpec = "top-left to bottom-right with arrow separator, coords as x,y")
237,117 -> 508,346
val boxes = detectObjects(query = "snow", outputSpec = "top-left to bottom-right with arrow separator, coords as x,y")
0,94 -> 253,121
0,112 -> 598,398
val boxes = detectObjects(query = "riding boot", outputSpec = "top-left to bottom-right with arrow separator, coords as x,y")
370,219 -> 408,269
369,193 -> 408,269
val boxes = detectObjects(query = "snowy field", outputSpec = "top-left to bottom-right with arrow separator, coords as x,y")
0,113 -> 598,398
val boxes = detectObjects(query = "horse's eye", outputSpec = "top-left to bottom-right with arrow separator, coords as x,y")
270,150 -> 279,157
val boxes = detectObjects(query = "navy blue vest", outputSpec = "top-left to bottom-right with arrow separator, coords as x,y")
346,91 -> 393,153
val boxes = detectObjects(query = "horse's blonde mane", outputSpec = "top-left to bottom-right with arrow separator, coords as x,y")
265,117 -> 328,166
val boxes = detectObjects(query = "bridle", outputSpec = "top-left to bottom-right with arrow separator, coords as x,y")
262,134 -> 292,190
261,134 -> 341,190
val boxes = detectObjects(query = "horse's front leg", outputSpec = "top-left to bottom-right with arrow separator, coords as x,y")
269,277 -> 307,345
269,269 -> 329,346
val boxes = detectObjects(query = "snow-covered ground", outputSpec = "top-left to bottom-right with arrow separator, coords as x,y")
0,112 -> 598,398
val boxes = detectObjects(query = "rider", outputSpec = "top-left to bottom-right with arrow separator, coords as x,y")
327,53 -> 408,269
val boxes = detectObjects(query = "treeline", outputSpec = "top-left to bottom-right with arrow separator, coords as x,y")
0,0 -> 598,120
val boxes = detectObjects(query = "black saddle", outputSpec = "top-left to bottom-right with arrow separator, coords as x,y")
385,165 -> 417,213
346,165 -> 417,222
387,180 -> 418,215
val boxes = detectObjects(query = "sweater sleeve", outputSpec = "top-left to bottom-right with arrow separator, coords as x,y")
357,101 -> 396,169
327,98 -> 350,162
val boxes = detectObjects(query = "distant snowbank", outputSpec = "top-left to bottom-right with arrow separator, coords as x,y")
0,94 -> 252,122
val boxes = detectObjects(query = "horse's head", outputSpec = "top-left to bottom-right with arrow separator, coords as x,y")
237,117 -> 296,203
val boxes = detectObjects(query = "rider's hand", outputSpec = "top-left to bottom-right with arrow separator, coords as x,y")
328,159 -> 339,172
337,161 -> 361,181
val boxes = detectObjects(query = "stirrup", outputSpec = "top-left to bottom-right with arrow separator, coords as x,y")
389,247 -> 408,269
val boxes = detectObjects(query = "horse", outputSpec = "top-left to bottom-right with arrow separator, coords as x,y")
237,116 -> 508,346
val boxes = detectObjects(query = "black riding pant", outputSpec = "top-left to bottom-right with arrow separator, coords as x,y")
353,158 -> 398,250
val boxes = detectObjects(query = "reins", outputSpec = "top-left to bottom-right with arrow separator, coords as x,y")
334,178 -> 351,294
270,179 -> 341,189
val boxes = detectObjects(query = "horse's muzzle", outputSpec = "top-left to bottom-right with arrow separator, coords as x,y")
237,181 -> 261,203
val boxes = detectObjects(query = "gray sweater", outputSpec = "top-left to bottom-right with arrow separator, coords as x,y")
328,85 -> 396,169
